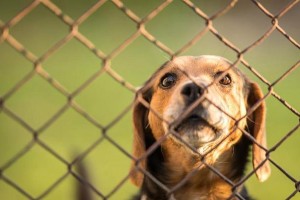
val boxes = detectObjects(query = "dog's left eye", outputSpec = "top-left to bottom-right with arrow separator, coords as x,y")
160,73 -> 177,89
219,74 -> 231,85
216,72 -> 232,86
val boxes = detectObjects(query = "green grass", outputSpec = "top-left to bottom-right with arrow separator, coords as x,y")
0,1 -> 299,199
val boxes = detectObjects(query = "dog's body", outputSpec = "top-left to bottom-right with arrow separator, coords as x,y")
130,56 -> 271,200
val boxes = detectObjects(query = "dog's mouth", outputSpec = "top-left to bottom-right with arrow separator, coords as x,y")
174,114 -> 219,147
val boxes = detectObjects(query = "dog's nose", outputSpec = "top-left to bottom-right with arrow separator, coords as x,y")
181,83 -> 205,104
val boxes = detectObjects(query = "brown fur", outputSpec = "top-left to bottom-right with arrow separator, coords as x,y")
130,56 -> 271,200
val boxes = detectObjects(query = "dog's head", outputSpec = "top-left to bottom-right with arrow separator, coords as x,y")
130,55 -> 271,186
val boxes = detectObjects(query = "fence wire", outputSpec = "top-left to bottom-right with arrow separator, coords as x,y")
0,0 -> 299,200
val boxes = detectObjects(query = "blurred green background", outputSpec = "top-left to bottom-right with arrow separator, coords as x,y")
0,0 -> 299,199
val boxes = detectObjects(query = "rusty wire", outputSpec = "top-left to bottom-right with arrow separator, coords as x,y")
0,0 -> 299,199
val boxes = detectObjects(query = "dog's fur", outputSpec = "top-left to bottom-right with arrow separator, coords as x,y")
130,55 -> 271,200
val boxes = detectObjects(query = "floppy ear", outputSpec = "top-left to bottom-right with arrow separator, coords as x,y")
130,91 -> 150,187
247,82 -> 271,182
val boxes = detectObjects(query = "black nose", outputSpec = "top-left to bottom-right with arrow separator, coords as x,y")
181,83 -> 204,104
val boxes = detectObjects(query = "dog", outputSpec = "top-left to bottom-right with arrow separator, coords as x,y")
130,55 -> 271,200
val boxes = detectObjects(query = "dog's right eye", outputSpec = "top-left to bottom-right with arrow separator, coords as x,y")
160,73 -> 177,89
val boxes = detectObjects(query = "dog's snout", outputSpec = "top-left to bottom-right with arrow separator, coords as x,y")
181,83 -> 205,103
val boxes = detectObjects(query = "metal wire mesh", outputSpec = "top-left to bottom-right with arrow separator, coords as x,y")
0,0 -> 299,199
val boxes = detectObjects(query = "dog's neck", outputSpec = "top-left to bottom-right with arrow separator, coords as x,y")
139,135 -> 250,200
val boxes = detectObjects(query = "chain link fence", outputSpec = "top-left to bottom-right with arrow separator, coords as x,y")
0,0 -> 299,199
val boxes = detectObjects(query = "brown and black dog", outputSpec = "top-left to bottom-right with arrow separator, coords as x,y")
130,55 -> 271,200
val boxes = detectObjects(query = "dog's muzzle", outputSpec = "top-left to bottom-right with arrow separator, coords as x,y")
171,82 -> 222,147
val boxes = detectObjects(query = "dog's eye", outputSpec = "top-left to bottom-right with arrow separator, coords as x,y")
219,74 -> 231,85
216,72 -> 232,86
160,73 -> 177,89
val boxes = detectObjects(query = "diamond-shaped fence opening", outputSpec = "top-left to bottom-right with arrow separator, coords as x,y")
39,108 -> 101,162
243,30 -> 299,81
3,144 -> 67,198
212,1 -> 272,49
8,4 -> 69,56
74,72 -> 133,125
43,39 -> 102,92
80,1 -> 137,54
5,74 -> 66,129
0,1 -> 299,200
145,1 -> 206,51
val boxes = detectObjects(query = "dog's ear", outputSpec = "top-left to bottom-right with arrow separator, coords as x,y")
130,89 -> 151,187
247,82 -> 271,182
